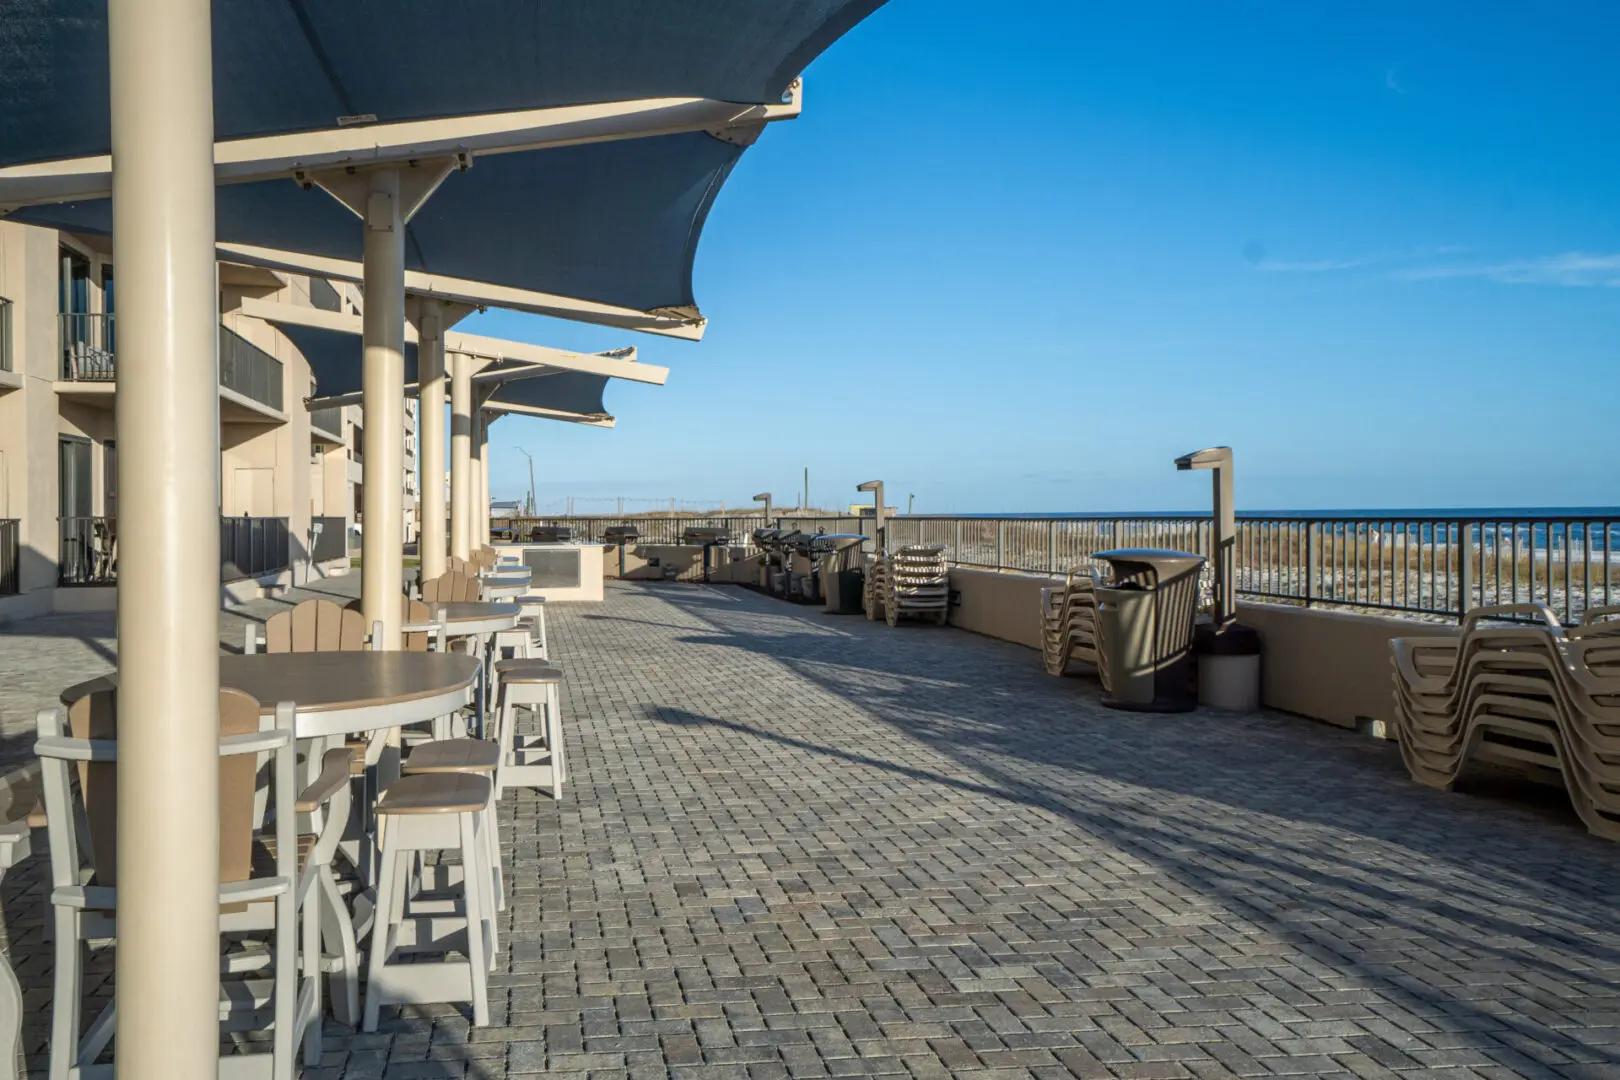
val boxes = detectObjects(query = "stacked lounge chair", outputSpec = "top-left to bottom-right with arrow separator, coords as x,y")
863,553 -> 887,621
1390,602 -> 1620,840
881,545 -> 950,627
1041,568 -> 1103,682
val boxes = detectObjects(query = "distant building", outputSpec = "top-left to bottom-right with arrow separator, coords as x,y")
848,504 -> 899,516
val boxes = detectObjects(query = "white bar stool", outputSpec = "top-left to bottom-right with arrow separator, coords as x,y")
491,660 -> 566,799
363,772 -> 495,1030
401,739 -> 504,917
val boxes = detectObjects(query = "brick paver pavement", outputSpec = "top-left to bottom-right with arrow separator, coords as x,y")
4,578 -> 1620,1078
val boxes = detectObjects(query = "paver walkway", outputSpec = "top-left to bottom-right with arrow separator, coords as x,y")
3,578 -> 1620,1078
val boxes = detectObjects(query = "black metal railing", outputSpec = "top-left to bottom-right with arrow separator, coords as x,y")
870,512 -> 1620,625
310,406 -> 343,438
310,516 -> 347,563
59,516 -> 117,585
221,516 -> 291,582
219,325 -> 285,411
522,510 -> 1620,625
0,519 -> 19,595
60,312 -> 115,380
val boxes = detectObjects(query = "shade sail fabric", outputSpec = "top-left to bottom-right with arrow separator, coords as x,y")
275,321 -> 418,398
486,371 -> 610,418
0,1 -> 887,169
274,317 -> 611,417
13,132 -> 738,313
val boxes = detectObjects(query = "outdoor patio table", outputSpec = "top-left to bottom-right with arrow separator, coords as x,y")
61,651 -> 481,740
481,576 -> 529,601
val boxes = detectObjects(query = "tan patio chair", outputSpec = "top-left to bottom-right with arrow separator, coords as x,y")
420,571 -> 481,604
882,545 -> 950,627
245,597 -> 370,654
37,694 -> 354,1079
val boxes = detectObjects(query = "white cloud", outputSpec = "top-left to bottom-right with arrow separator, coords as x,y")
1390,252 -> 1620,287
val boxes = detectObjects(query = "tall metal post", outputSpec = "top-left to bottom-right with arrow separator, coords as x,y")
417,302 -> 447,579
450,351 -> 472,560
360,169 -> 406,649
109,0 -> 222,1074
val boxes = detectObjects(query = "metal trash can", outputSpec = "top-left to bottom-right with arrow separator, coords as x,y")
1194,622 -> 1261,710
816,535 -> 868,614
1093,548 -> 1206,712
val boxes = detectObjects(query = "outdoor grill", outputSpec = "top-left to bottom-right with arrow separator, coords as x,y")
529,524 -> 572,543
603,524 -> 640,577
681,526 -> 732,583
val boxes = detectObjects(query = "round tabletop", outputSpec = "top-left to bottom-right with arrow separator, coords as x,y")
426,601 -> 521,636
60,652 -> 481,740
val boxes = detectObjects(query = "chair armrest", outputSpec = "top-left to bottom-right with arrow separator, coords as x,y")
1462,602 -> 1562,635
296,748 -> 355,813
34,736 -> 118,762
219,729 -> 294,756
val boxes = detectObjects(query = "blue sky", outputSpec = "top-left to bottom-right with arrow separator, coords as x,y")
467,0 -> 1620,515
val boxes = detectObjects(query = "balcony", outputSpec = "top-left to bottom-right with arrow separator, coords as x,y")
310,405 -> 344,445
60,312 -> 115,381
55,315 -> 286,418
218,325 -> 285,415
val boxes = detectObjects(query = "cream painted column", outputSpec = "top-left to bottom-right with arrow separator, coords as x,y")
473,399 -> 482,550
478,409 -> 493,547
417,303 -> 447,579
361,169 -> 406,648
108,0 -> 222,1075
450,351 -> 472,561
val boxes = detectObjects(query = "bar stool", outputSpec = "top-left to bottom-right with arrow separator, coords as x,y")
516,595 -> 549,658
402,739 -> 504,917
363,773 -> 495,1030
491,660 -> 565,799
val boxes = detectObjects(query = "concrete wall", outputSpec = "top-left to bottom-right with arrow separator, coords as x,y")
1235,601 -> 1447,732
920,565 -> 1426,734
945,567 -> 1051,650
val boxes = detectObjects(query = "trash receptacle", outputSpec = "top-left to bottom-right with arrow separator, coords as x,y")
816,535 -> 868,614
1194,621 -> 1261,710
1093,548 -> 1206,712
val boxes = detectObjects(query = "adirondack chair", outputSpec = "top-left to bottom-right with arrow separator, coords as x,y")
37,693 -> 354,1079
244,598 -> 370,654
419,572 -> 480,604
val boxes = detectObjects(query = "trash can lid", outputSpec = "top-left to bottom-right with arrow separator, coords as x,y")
1194,621 -> 1262,655
1093,548 -> 1206,577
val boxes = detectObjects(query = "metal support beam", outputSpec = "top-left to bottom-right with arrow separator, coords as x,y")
108,0 -> 222,1076
359,169 -> 407,648
450,350 -> 472,561
417,301 -> 447,580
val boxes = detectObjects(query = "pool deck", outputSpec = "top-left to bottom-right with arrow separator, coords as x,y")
2,576 -> 1619,1078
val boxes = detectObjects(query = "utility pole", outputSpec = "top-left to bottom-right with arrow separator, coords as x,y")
516,447 -> 537,517
803,467 -> 809,511
907,494 -> 915,514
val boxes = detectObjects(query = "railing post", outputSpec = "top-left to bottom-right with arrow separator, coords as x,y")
1304,522 -> 1316,608
954,518 -> 962,565
996,519 -> 1005,571
1458,520 -> 1475,624
1048,519 -> 1056,574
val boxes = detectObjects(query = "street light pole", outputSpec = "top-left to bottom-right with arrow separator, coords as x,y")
517,447 -> 537,517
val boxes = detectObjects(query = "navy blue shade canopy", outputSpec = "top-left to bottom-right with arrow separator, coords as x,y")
0,0 -> 886,169
277,317 -> 610,417
14,133 -> 739,313
485,371 -> 610,419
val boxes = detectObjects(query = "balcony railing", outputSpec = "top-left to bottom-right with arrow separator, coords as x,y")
219,325 -> 285,411
60,312 -> 115,381
222,516 -> 291,582
0,519 -> 18,595
60,515 -> 291,585
310,406 -> 343,438
310,515 -> 348,563
59,516 -> 116,585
